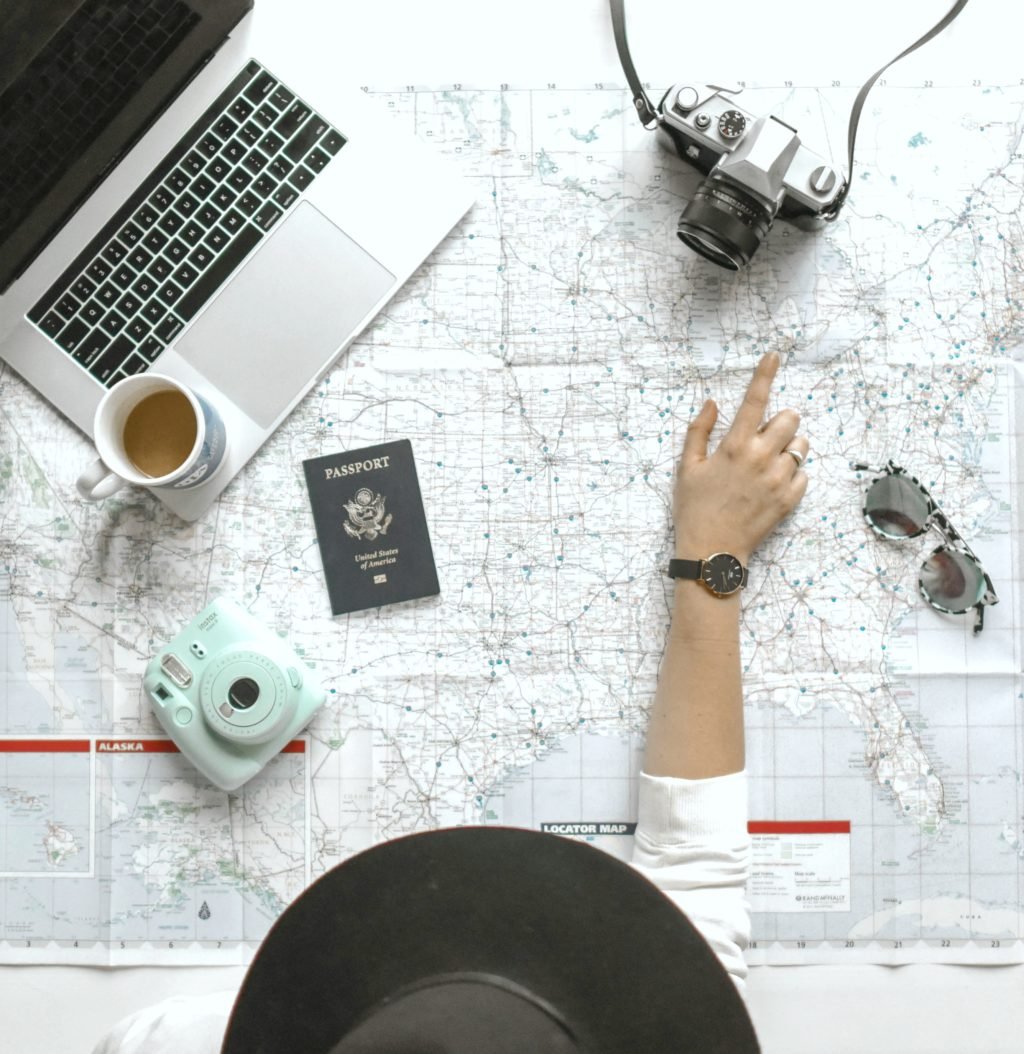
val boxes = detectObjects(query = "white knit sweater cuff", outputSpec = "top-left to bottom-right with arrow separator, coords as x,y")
636,769 -> 749,845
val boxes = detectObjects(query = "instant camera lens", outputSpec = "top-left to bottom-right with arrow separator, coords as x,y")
864,475 -> 930,538
228,676 -> 260,711
677,176 -> 775,270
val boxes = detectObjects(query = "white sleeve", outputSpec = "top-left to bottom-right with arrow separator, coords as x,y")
90,989 -> 236,1054
630,769 -> 751,991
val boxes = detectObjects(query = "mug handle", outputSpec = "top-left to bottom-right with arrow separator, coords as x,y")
76,458 -> 126,501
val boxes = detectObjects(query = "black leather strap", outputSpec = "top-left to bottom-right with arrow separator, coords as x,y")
609,0 -> 971,219
608,0 -> 659,128
825,0 -> 970,218
667,558 -> 701,580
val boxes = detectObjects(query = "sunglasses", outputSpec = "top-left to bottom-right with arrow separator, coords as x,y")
853,461 -> 998,634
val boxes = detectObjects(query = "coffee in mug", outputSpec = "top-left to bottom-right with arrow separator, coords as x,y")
76,374 -> 227,502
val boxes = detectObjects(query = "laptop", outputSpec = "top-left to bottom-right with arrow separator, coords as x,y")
0,0 -> 475,521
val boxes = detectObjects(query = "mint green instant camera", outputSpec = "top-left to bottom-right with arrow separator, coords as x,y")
143,597 -> 325,791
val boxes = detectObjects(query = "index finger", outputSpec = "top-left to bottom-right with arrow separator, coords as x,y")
729,352 -> 780,438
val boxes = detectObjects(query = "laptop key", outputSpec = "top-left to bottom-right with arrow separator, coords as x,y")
321,130 -> 347,155
269,156 -> 293,181
258,131 -> 284,156
220,209 -> 244,233
196,204 -> 221,227
180,221 -> 205,247
182,150 -> 207,175
158,211 -> 184,236
112,264 -> 136,289
157,281 -> 183,307
121,353 -> 149,377
239,121 -> 262,146
273,185 -> 298,210
283,117 -> 327,162
71,276 -> 97,301
274,102 -> 311,140
81,300 -> 105,325
288,166 -> 313,191
89,336 -> 135,384
55,293 -> 82,319
142,300 -> 167,325
167,168 -> 191,193
229,97 -> 254,123
236,192 -> 261,217
244,71 -> 277,104
212,186 -> 237,210
191,174 -> 216,199
253,174 -> 278,199
99,310 -> 127,337
188,245 -> 214,270
149,186 -> 174,212
137,336 -> 165,362
102,240 -> 128,266
254,104 -> 278,128
172,263 -> 199,288
197,133 -> 221,158
214,116 -> 239,140
176,192 -> 200,217
96,282 -> 119,306
228,167 -> 254,192
242,149 -> 268,175
155,315 -> 184,344
87,258 -> 112,283
143,229 -> 169,253
221,139 -> 247,164
72,328 -> 110,368
165,239 -> 188,263
304,147 -> 331,174
270,86 -> 294,110
126,317 -> 149,342
40,311 -> 66,338
254,202 -> 283,232
118,222 -> 143,246
149,257 -> 172,281
206,156 -> 231,182
116,292 -> 142,317
133,204 -> 159,230
56,317 -> 90,352
177,223 -> 263,322
203,226 -> 230,252
133,274 -> 158,299
128,246 -> 154,271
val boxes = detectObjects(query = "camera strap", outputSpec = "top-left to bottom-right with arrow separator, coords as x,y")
609,0 -> 971,214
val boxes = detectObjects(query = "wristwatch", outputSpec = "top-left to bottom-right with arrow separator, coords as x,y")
667,553 -> 748,597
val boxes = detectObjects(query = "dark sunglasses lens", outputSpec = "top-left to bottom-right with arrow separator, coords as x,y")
919,548 -> 985,612
864,475 -> 930,537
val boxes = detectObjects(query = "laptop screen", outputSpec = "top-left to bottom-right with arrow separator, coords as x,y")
0,0 -> 253,294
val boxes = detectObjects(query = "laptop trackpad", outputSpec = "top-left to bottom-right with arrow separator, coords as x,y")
175,201 -> 395,428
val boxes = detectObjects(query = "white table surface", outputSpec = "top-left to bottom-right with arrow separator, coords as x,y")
4,2 -> 1023,1051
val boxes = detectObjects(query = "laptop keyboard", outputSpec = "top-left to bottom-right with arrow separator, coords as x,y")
28,60 -> 346,387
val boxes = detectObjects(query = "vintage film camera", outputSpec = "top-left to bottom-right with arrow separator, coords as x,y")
143,597 -> 325,791
609,0 -> 969,270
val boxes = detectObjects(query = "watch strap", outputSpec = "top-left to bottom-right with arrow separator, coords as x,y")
667,558 -> 701,581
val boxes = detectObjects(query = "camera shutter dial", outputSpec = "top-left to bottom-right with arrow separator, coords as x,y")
717,109 -> 747,140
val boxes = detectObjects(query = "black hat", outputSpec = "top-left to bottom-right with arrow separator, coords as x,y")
222,826 -> 759,1053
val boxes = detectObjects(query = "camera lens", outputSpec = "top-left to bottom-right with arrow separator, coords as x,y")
677,176 -> 775,270
227,676 -> 260,711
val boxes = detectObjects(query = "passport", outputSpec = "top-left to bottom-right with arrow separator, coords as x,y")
302,439 -> 439,615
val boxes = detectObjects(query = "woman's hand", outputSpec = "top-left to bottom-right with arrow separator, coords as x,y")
673,352 -> 808,565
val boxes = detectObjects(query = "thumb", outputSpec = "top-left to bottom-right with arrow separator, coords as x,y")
682,399 -> 718,464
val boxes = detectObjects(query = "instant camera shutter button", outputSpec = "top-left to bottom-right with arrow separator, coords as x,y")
174,707 -> 193,726
809,165 -> 838,195
286,666 -> 302,689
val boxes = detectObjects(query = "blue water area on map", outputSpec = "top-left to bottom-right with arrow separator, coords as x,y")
0,596 -> 55,732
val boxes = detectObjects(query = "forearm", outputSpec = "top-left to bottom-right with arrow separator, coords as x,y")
644,581 -> 744,779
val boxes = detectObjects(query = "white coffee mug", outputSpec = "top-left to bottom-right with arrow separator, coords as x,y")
76,374 -> 228,502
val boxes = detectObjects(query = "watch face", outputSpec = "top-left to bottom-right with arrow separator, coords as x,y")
701,553 -> 744,596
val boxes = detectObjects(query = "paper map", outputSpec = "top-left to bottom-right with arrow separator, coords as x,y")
0,82 -> 1022,965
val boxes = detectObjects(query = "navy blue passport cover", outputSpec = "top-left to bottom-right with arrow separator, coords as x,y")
303,439 -> 439,615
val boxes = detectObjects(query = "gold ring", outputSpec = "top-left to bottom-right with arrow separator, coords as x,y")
785,448 -> 805,467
